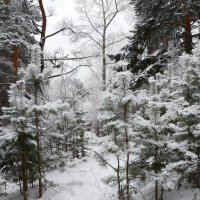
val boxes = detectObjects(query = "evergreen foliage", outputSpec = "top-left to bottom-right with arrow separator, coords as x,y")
0,0 -> 40,113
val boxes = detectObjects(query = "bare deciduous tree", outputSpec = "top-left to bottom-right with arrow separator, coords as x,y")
72,0 -> 128,90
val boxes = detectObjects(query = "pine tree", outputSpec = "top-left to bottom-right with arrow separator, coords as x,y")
0,44 -> 52,199
41,75 -> 88,169
96,71 -> 143,199
119,0 -> 200,91
0,80 -> 37,200
131,0 -> 200,54
129,71 -> 191,200
167,43 -> 200,187
0,0 -> 40,113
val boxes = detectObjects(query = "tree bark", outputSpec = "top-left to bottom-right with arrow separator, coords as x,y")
184,14 -> 192,54
38,0 -> 47,72
102,17 -> 106,90
117,155 -> 121,200
126,153 -> 130,200
12,46 -> 19,82
20,133 -> 28,200
34,81 -> 43,198
155,180 -> 158,200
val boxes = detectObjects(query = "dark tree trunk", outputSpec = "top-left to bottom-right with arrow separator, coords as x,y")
34,81 -> 43,198
126,153 -> 130,200
20,133 -> 29,200
117,155 -> 121,200
184,14 -> 192,54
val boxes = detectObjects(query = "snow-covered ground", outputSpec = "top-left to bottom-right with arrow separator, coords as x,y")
2,149 -> 114,200
2,153 -> 200,200
2,134 -> 200,200
42,156 -> 113,200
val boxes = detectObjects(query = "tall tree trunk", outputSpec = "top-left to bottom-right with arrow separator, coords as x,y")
160,186 -> 164,200
155,180 -> 158,200
102,31 -> 106,91
101,0 -> 107,91
126,153 -> 130,200
117,155 -> 122,200
155,131 -> 158,200
34,81 -> 43,198
20,133 -> 28,200
38,0 -> 47,72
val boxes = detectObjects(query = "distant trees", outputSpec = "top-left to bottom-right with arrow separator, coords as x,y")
73,0 -> 128,90
43,76 -> 88,168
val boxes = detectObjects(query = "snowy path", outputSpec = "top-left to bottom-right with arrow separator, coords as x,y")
42,156 -> 113,200
4,155 -> 199,200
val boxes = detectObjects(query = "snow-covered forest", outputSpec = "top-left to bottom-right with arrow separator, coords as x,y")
0,0 -> 200,200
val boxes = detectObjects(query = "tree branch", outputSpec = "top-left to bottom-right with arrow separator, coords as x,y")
83,1 -> 103,37
94,151 -> 117,172
47,64 -> 91,79
23,0 -> 42,33
106,36 -> 127,48
44,55 -> 95,62
44,27 -> 75,40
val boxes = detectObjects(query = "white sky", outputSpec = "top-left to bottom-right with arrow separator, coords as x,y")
45,0 -> 77,53
44,0 -> 131,53
43,0 -> 132,82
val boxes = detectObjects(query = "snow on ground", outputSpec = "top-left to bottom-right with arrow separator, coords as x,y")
41,155 -> 114,200
2,131 -> 200,200
2,153 -> 200,200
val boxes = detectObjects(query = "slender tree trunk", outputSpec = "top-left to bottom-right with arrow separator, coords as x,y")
34,2 -> 46,193
101,0 -> 107,91
17,155 -> 23,195
34,81 -> 43,198
102,31 -> 106,91
155,180 -> 158,200
155,131 -> 158,200
38,0 -> 47,72
126,153 -> 130,200
160,186 -> 164,200
117,155 -> 121,200
20,133 -> 28,200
